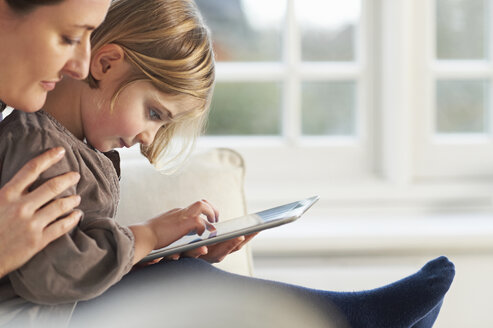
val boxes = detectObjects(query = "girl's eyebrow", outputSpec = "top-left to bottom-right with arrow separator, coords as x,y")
152,94 -> 174,119
72,24 -> 97,31
153,103 -> 173,120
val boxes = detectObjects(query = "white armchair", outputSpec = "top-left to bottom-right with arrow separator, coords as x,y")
115,148 -> 254,276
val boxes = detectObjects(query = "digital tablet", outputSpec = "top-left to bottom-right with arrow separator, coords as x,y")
140,195 -> 319,263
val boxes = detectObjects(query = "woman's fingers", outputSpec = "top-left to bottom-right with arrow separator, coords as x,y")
181,246 -> 208,259
195,233 -> 257,263
41,209 -> 82,248
4,147 -> 67,195
26,171 -> 80,210
230,233 -> 257,253
164,254 -> 181,261
36,195 -> 81,227
200,237 -> 245,263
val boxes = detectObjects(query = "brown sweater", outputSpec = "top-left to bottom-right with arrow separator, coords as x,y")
0,110 -> 135,308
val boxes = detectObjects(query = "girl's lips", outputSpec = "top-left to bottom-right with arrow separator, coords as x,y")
120,139 -> 130,148
41,81 -> 57,91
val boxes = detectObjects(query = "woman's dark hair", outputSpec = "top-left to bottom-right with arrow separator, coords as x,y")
5,0 -> 64,14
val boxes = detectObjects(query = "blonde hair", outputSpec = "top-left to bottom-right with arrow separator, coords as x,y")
87,0 -> 215,172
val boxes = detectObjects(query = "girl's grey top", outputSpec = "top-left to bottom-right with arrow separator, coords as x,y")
0,110 -> 135,310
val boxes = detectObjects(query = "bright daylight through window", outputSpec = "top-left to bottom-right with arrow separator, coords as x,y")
197,0 -> 361,138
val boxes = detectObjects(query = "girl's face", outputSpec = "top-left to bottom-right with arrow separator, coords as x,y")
82,80 -> 195,153
0,0 -> 111,111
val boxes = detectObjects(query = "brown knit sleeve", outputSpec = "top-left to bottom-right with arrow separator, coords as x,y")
0,113 -> 135,305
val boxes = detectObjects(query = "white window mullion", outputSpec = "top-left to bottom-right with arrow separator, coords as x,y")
490,1 -> 493,137
424,0 -> 435,148
283,0 -> 301,146
378,0 -> 418,185
359,0 -> 371,163
434,62 -> 492,79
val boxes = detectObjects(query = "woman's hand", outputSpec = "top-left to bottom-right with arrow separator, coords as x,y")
0,147 -> 82,278
167,232 -> 258,263
129,199 -> 218,264
198,232 -> 257,263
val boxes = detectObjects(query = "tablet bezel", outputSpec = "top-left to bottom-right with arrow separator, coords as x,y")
140,196 -> 319,263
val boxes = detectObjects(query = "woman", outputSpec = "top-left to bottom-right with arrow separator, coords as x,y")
0,0 -> 111,278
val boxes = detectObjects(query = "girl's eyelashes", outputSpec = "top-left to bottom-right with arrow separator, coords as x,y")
62,35 -> 81,46
148,107 -> 162,121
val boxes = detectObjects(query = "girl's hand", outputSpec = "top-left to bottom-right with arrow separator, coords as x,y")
129,199 -> 218,264
0,147 -> 82,278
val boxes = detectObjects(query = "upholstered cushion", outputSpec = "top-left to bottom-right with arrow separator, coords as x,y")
115,148 -> 253,276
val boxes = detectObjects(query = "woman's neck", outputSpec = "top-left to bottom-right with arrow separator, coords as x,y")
43,78 -> 85,140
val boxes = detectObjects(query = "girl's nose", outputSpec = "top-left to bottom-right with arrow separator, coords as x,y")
138,125 -> 162,146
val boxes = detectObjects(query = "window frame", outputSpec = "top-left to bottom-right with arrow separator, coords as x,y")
119,0 -> 493,213
414,0 -> 493,179
198,0 -> 373,184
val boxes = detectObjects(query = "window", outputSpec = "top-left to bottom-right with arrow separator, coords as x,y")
196,0 -> 370,185
198,0 -> 363,138
414,0 -> 493,179
118,0 -> 493,212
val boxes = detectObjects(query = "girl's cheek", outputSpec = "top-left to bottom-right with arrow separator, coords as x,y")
121,120 -> 144,137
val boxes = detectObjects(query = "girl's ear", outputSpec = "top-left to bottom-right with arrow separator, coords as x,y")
90,44 -> 125,81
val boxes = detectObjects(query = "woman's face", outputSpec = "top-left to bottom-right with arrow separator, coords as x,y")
0,0 -> 111,111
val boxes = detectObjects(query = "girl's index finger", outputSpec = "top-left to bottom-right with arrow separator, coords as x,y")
201,199 -> 219,222
187,200 -> 217,223
4,147 -> 66,195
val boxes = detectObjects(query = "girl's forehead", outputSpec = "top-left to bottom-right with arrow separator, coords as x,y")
149,86 -> 201,105
151,90 -> 202,117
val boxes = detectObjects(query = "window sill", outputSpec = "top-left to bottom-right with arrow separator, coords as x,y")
251,214 -> 493,256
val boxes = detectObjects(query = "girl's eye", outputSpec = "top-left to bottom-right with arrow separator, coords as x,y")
149,108 -> 162,121
62,36 -> 81,46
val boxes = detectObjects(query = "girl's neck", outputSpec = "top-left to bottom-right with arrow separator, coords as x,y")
43,78 -> 85,140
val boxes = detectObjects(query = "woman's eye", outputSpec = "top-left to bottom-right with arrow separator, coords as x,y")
149,108 -> 162,121
62,36 -> 81,46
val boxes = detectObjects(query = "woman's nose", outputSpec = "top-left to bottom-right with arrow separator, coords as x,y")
61,39 -> 91,80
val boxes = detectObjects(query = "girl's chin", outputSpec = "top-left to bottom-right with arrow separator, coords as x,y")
92,143 -> 113,153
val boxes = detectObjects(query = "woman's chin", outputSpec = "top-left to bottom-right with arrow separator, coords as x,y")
4,93 -> 46,113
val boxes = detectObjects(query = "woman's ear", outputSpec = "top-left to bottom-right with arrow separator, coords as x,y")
90,44 -> 125,81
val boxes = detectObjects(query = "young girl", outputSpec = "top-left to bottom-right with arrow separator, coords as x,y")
0,0 -> 455,327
